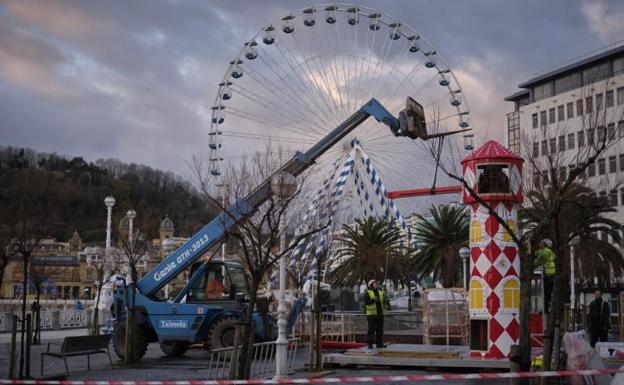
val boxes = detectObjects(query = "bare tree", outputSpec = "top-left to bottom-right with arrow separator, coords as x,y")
420,82 -> 624,371
85,247 -> 119,335
190,146 -> 328,379
23,264 -> 56,344
0,226 -> 13,294
117,228 -> 149,364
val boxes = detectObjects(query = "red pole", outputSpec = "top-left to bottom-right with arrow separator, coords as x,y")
387,185 -> 462,199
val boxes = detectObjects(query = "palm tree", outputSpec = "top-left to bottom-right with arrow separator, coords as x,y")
522,183 -> 624,283
412,205 -> 469,288
328,216 -> 407,287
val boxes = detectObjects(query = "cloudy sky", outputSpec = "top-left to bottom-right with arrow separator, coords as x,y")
1,0 -> 624,179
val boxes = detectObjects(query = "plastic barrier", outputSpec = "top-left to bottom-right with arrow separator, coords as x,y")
1,367 -> 623,385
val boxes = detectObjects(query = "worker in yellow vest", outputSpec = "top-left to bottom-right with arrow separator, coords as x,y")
361,279 -> 390,350
535,239 -> 556,313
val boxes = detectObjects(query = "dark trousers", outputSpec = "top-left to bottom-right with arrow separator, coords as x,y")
543,275 -> 554,313
590,328 -> 608,348
366,315 -> 384,347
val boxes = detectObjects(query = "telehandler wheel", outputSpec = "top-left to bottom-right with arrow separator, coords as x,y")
159,341 -> 191,357
113,321 -> 148,361
206,316 -> 238,350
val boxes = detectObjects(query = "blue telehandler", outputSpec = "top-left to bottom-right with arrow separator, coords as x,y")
111,97 -> 462,360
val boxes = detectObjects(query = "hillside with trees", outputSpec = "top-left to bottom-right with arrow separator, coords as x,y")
0,146 -> 214,243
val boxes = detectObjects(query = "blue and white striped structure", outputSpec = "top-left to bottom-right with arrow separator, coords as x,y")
288,140 -> 414,284
301,149 -> 356,267
287,157 -> 342,265
351,140 -> 412,244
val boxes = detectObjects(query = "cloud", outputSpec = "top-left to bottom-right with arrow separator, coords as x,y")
0,0 -> 609,183
581,0 -> 624,42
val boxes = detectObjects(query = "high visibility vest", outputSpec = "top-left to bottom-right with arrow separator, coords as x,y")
365,290 -> 384,316
536,247 -> 556,276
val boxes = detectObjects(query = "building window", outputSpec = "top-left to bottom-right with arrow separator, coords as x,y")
567,102 -> 574,119
555,72 -> 581,95
618,87 -> 624,105
621,189 -> 624,207
610,190 -> 618,206
503,279 -> 520,309
587,129 -> 595,145
576,99 -> 584,116
606,90 -> 614,108
470,279 -> 485,310
549,108 -> 556,124
608,123 -> 616,140
558,135 -> 565,152
599,158 -> 606,175
541,140 -> 548,156
588,161 -> 596,177
559,166 -> 566,181
596,93 -> 604,111
598,126 -> 606,142
586,96 -> 593,114
542,170 -> 549,183
609,156 -> 617,173
583,62 -> 610,83
615,57 -> 624,76
578,131 -> 585,147
533,83 -> 553,102
619,121 -> 624,138
557,105 -> 564,121
532,142 -> 539,158
540,110 -> 547,126
568,164 -> 576,178
567,133 -> 575,150
532,113 -> 538,129
550,138 -> 556,154
620,154 -> 624,172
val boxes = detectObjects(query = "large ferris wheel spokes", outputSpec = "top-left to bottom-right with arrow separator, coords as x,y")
209,3 -> 473,221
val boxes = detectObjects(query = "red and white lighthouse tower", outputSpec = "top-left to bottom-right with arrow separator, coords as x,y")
461,140 -> 523,358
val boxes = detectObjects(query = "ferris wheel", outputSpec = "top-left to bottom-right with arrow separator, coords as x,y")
209,4 -> 473,220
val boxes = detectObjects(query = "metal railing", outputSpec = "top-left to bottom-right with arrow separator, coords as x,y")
207,338 -> 299,380
0,309 -> 112,332
291,310 -> 422,342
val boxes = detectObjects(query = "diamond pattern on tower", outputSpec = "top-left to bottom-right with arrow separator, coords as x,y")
484,240 -> 502,263
471,247 -> 482,263
486,290 -> 500,315
503,247 -> 517,262
506,317 -> 520,341
489,318 -> 504,342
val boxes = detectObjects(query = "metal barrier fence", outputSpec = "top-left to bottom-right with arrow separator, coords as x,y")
0,310 -> 113,332
292,311 -> 422,342
207,338 -> 299,380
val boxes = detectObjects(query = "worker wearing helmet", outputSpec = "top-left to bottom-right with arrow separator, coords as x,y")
361,279 -> 390,350
535,239 -> 556,313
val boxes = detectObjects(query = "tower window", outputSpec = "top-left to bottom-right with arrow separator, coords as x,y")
477,164 -> 510,194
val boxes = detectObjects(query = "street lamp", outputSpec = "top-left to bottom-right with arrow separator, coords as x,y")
569,236 -> 580,330
104,196 -> 115,253
127,209 -> 137,245
459,247 -> 470,291
271,171 -> 297,379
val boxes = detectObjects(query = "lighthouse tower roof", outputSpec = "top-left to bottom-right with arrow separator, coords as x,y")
461,140 -> 522,164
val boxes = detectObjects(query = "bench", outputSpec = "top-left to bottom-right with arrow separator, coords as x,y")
41,334 -> 114,375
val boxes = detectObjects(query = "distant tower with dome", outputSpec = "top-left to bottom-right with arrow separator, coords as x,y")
159,215 -> 175,240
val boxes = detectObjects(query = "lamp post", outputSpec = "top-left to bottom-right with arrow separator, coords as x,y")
459,247 -> 470,291
127,209 -> 137,245
104,196 -> 115,253
569,236 -> 580,330
271,171 -> 297,379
